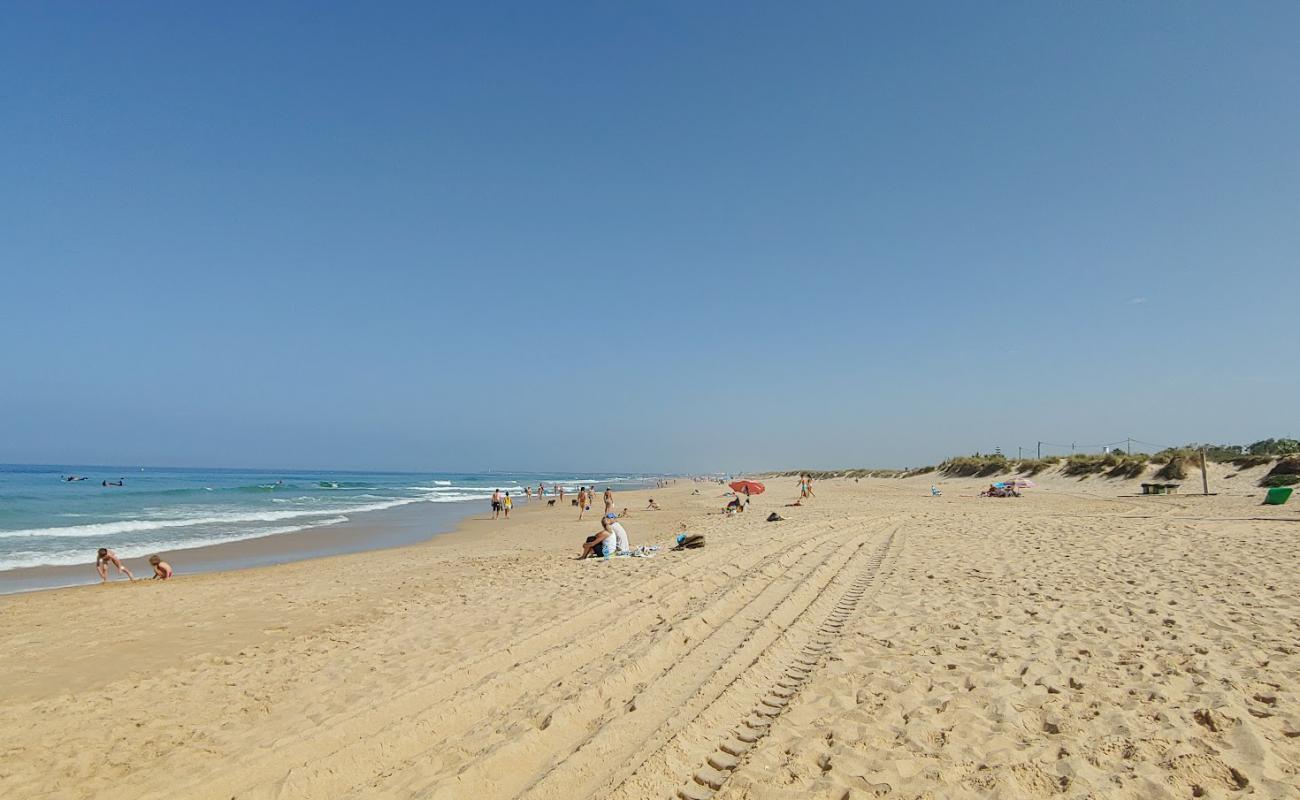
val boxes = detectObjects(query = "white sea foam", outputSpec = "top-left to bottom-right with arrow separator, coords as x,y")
0,497 -> 427,540
0,516 -> 351,571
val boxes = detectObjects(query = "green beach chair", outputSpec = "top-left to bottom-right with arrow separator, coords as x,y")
1263,486 -> 1293,505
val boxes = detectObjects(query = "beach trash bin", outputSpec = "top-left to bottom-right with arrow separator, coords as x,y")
1263,486 -> 1293,505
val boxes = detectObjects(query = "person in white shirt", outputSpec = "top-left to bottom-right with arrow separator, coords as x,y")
606,514 -> 630,552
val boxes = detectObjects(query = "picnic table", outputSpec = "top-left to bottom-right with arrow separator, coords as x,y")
1140,483 -> 1181,495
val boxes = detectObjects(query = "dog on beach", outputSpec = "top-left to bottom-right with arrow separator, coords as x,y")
547,499 -> 556,507
571,499 -> 579,507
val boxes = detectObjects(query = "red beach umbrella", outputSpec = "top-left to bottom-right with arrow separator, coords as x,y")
729,480 -> 766,496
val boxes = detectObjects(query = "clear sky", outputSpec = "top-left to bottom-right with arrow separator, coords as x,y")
2,2 -> 1297,473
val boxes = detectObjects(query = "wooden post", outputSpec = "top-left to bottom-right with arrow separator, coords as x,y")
1200,448 -> 1209,495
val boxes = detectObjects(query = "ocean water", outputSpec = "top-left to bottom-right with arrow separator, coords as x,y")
0,464 -> 651,573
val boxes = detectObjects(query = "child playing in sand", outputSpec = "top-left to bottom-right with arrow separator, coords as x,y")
95,548 -> 135,582
148,555 -> 173,580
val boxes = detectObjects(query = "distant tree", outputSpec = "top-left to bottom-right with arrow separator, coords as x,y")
1248,438 -> 1300,456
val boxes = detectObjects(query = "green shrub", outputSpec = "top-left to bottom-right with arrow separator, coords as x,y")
1261,474 -> 1300,488
1231,455 -> 1273,469
1014,458 -> 1056,476
1155,457 -> 1191,481
1260,457 -> 1300,488
1061,453 -> 1149,478
940,454 -> 1010,477
1249,438 -> 1300,457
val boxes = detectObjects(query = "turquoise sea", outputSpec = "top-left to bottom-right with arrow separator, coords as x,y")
0,464 -> 652,574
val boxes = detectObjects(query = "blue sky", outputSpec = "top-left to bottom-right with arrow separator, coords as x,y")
2,2 -> 1297,472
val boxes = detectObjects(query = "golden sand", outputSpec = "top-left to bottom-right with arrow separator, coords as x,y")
1,469 -> 1297,799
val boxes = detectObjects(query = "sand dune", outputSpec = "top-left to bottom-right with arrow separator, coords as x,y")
1,474 -> 1296,798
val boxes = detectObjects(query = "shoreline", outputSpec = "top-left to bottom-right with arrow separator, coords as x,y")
0,487 -> 629,596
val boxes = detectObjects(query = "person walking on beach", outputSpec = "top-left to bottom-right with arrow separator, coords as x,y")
557,485 -> 564,503
603,487 -> 613,515
577,487 -> 588,520
491,489 -> 503,520
95,548 -> 135,582
503,491 -> 513,518
525,486 -> 531,501
805,475 -> 816,498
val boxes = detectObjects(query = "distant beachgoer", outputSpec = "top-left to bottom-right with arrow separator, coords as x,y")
503,491 -> 513,518
96,548 -> 135,582
578,517 -> 616,559
525,486 -> 532,501
805,476 -> 815,498
491,489 -> 503,519
577,487 -> 589,520
537,483 -> 545,498
557,485 -> 564,503
618,507 -> 630,518
646,498 -> 660,510
603,487 -> 613,514
148,555 -> 172,580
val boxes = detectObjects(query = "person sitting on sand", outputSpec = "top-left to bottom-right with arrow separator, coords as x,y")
578,517 -> 617,559
96,548 -> 135,582
606,513 -> 630,552
646,498 -> 660,510
148,555 -> 173,580
618,507 -> 630,518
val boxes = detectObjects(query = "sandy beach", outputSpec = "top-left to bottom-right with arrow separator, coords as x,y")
2,471 -> 1297,799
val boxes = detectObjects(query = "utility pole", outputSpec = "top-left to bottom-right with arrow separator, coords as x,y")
1200,448 -> 1209,495
1071,442 -> 1076,454
1018,446 -> 1023,460
1037,441 -> 1041,459
1127,437 -> 1132,455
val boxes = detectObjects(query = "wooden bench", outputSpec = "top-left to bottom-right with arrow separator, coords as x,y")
1140,483 -> 1181,495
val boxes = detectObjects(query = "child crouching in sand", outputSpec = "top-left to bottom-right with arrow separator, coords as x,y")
148,555 -> 173,580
